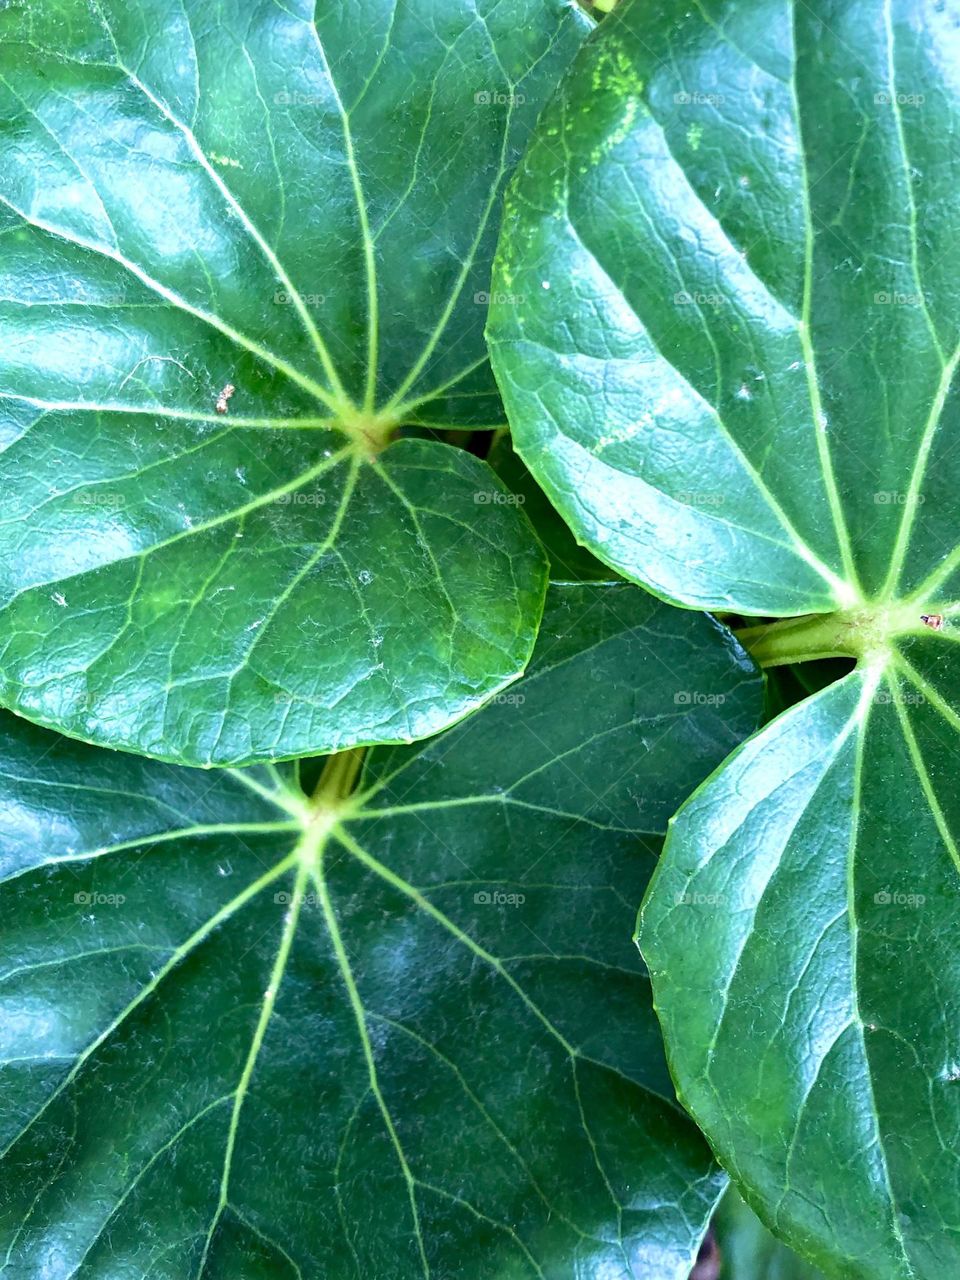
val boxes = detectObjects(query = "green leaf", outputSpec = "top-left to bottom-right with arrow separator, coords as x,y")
489,433 -> 614,581
714,1186 -> 827,1280
489,1 -> 960,1272
488,0 -> 960,618
641,666 -> 960,1279
0,0 -> 591,764
0,582 -> 761,1279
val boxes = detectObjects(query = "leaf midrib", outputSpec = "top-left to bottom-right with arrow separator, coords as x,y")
843,668 -> 919,1279
789,0 -> 861,597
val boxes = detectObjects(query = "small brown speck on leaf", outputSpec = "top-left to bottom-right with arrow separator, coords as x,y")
215,383 -> 235,414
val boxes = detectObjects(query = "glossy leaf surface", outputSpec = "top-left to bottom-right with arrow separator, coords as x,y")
0,0 -> 590,763
490,1 -> 960,1274
488,0 -> 960,617
642,662 -> 960,1279
0,583 -> 762,1279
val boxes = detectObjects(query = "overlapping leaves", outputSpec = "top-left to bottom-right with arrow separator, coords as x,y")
489,0 -> 960,1274
0,0 -> 590,764
0,583 -> 761,1278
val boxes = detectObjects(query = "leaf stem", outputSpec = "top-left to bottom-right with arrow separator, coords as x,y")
313,747 -> 367,808
736,614 -> 859,667
736,603 -> 945,668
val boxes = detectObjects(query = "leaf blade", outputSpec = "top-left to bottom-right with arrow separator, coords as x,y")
0,583 -> 762,1278
0,0 -> 591,762
641,663 -> 960,1278
488,0 -> 960,611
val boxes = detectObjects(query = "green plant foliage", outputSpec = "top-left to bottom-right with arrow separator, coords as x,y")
0,584 -> 761,1277
489,0 -> 960,1274
6,0 -> 954,1274
714,1187 -> 827,1280
0,0 -> 593,765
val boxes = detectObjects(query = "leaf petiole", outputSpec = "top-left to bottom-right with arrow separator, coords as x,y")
312,746 -> 367,809
736,603 -> 948,668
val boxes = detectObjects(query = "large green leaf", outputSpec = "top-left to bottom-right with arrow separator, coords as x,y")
0,0 -> 591,765
0,583 -> 762,1278
490,0 -> 960,1274
642,667 -> 960,1279
488,0 -> 960,617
